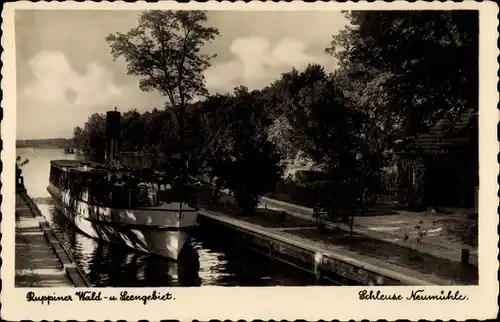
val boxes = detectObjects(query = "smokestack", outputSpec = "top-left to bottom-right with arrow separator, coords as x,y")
106,108 -> 121,166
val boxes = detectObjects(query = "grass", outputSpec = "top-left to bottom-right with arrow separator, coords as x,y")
266,191 -> 313,208
198,189 -> 478,284
287,226 -> 478,285
433,217 -> 478,248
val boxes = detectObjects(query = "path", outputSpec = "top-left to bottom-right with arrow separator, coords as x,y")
260,196 -> 478,266
15,193 -> 73,287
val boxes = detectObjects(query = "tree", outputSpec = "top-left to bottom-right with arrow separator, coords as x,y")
326,10 -> 479,149
271,64 -> 364,170
202,87 -> 284,213
120,109 -> 147,152
72,126 -> 84,152
106,10 -> 220,183
269,64 -> 382,240
196,92 -> 233,193
82,113 -> 107,162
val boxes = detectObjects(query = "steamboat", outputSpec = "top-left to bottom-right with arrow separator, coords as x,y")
47,110 -> 199,260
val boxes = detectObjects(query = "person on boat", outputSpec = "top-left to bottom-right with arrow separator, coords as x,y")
128,174 -> 138,206
146,182 -> 157,206
137,182 -> 149,206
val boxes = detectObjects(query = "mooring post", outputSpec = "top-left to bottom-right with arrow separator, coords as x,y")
314,253 -> 323,283
461,248 -> 470,266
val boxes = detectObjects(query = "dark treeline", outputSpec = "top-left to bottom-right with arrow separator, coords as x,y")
72,10 -> 478,219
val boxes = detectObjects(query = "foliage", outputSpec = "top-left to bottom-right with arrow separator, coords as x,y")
71,113 -> 107,161
326,11 -> 479,149
266,115 -> 299,161
201,87 -> 284,213
403,220 -> 429,260
106,10 -> 220,177
72,127 -> 85,152
106,10 -> 219,109
120,109 -> 148,152
268,64 -> 382,238
270,64 -> 360,167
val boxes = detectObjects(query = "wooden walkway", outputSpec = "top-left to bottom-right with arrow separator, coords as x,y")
15,192 -> 73,287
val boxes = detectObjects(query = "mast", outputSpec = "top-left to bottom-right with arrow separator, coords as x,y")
178,101 -> 188,207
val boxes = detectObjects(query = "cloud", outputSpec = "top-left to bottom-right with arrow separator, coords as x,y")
17,51 -> 164,139
204,36 -> 334,93
22,51 -> 122,108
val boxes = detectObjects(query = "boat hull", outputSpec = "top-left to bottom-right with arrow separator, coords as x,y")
47,183 -> 198,260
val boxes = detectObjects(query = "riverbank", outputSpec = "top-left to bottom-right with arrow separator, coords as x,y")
261,196 -> 479,267
15,191 -> 90,287
197,194 -> 478,285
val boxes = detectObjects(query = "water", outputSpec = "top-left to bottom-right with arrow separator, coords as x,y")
17,148 -> 322,286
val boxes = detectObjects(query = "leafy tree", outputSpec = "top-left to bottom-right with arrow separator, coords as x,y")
195,93 -> 234,193
72,126 -> 84,152
271,64 -> 364,171
326,11 -> 479,213
82,113 -> 107,162
326,10 -> 478,149
269,64 -> 381,239
120,109 -> 152,152
141,108 -> 171,154
106,10 -> 220,181
202,87 -> 283,213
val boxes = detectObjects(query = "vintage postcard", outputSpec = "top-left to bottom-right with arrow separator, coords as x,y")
1,1 -> 498,320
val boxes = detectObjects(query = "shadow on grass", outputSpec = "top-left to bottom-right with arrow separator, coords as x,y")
433,217 -> 478,248
203,201 -> 316,228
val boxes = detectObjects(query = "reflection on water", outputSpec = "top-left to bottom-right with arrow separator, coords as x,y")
39,203 -> 203,287
17,148 -> 321,286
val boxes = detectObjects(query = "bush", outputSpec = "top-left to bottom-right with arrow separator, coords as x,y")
275,180 -> 357,218
293,170 -> 328,183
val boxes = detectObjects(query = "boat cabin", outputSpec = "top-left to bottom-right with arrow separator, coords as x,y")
49,160 -> 197,209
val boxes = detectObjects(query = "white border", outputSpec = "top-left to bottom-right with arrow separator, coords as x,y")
1,1 -> 499,320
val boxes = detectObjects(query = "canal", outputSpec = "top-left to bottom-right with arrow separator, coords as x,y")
17,148 -> 325,287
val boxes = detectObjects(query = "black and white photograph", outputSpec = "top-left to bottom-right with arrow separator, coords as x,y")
1,1 -> 498,321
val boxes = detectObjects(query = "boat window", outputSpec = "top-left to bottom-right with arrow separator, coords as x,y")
50,165 -> 201,209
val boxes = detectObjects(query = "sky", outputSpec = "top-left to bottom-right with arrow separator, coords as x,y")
15,10 -> 348,139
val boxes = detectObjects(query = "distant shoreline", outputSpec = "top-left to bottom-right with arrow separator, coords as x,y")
16,146 -> 66,150
16,138 -> 72,150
